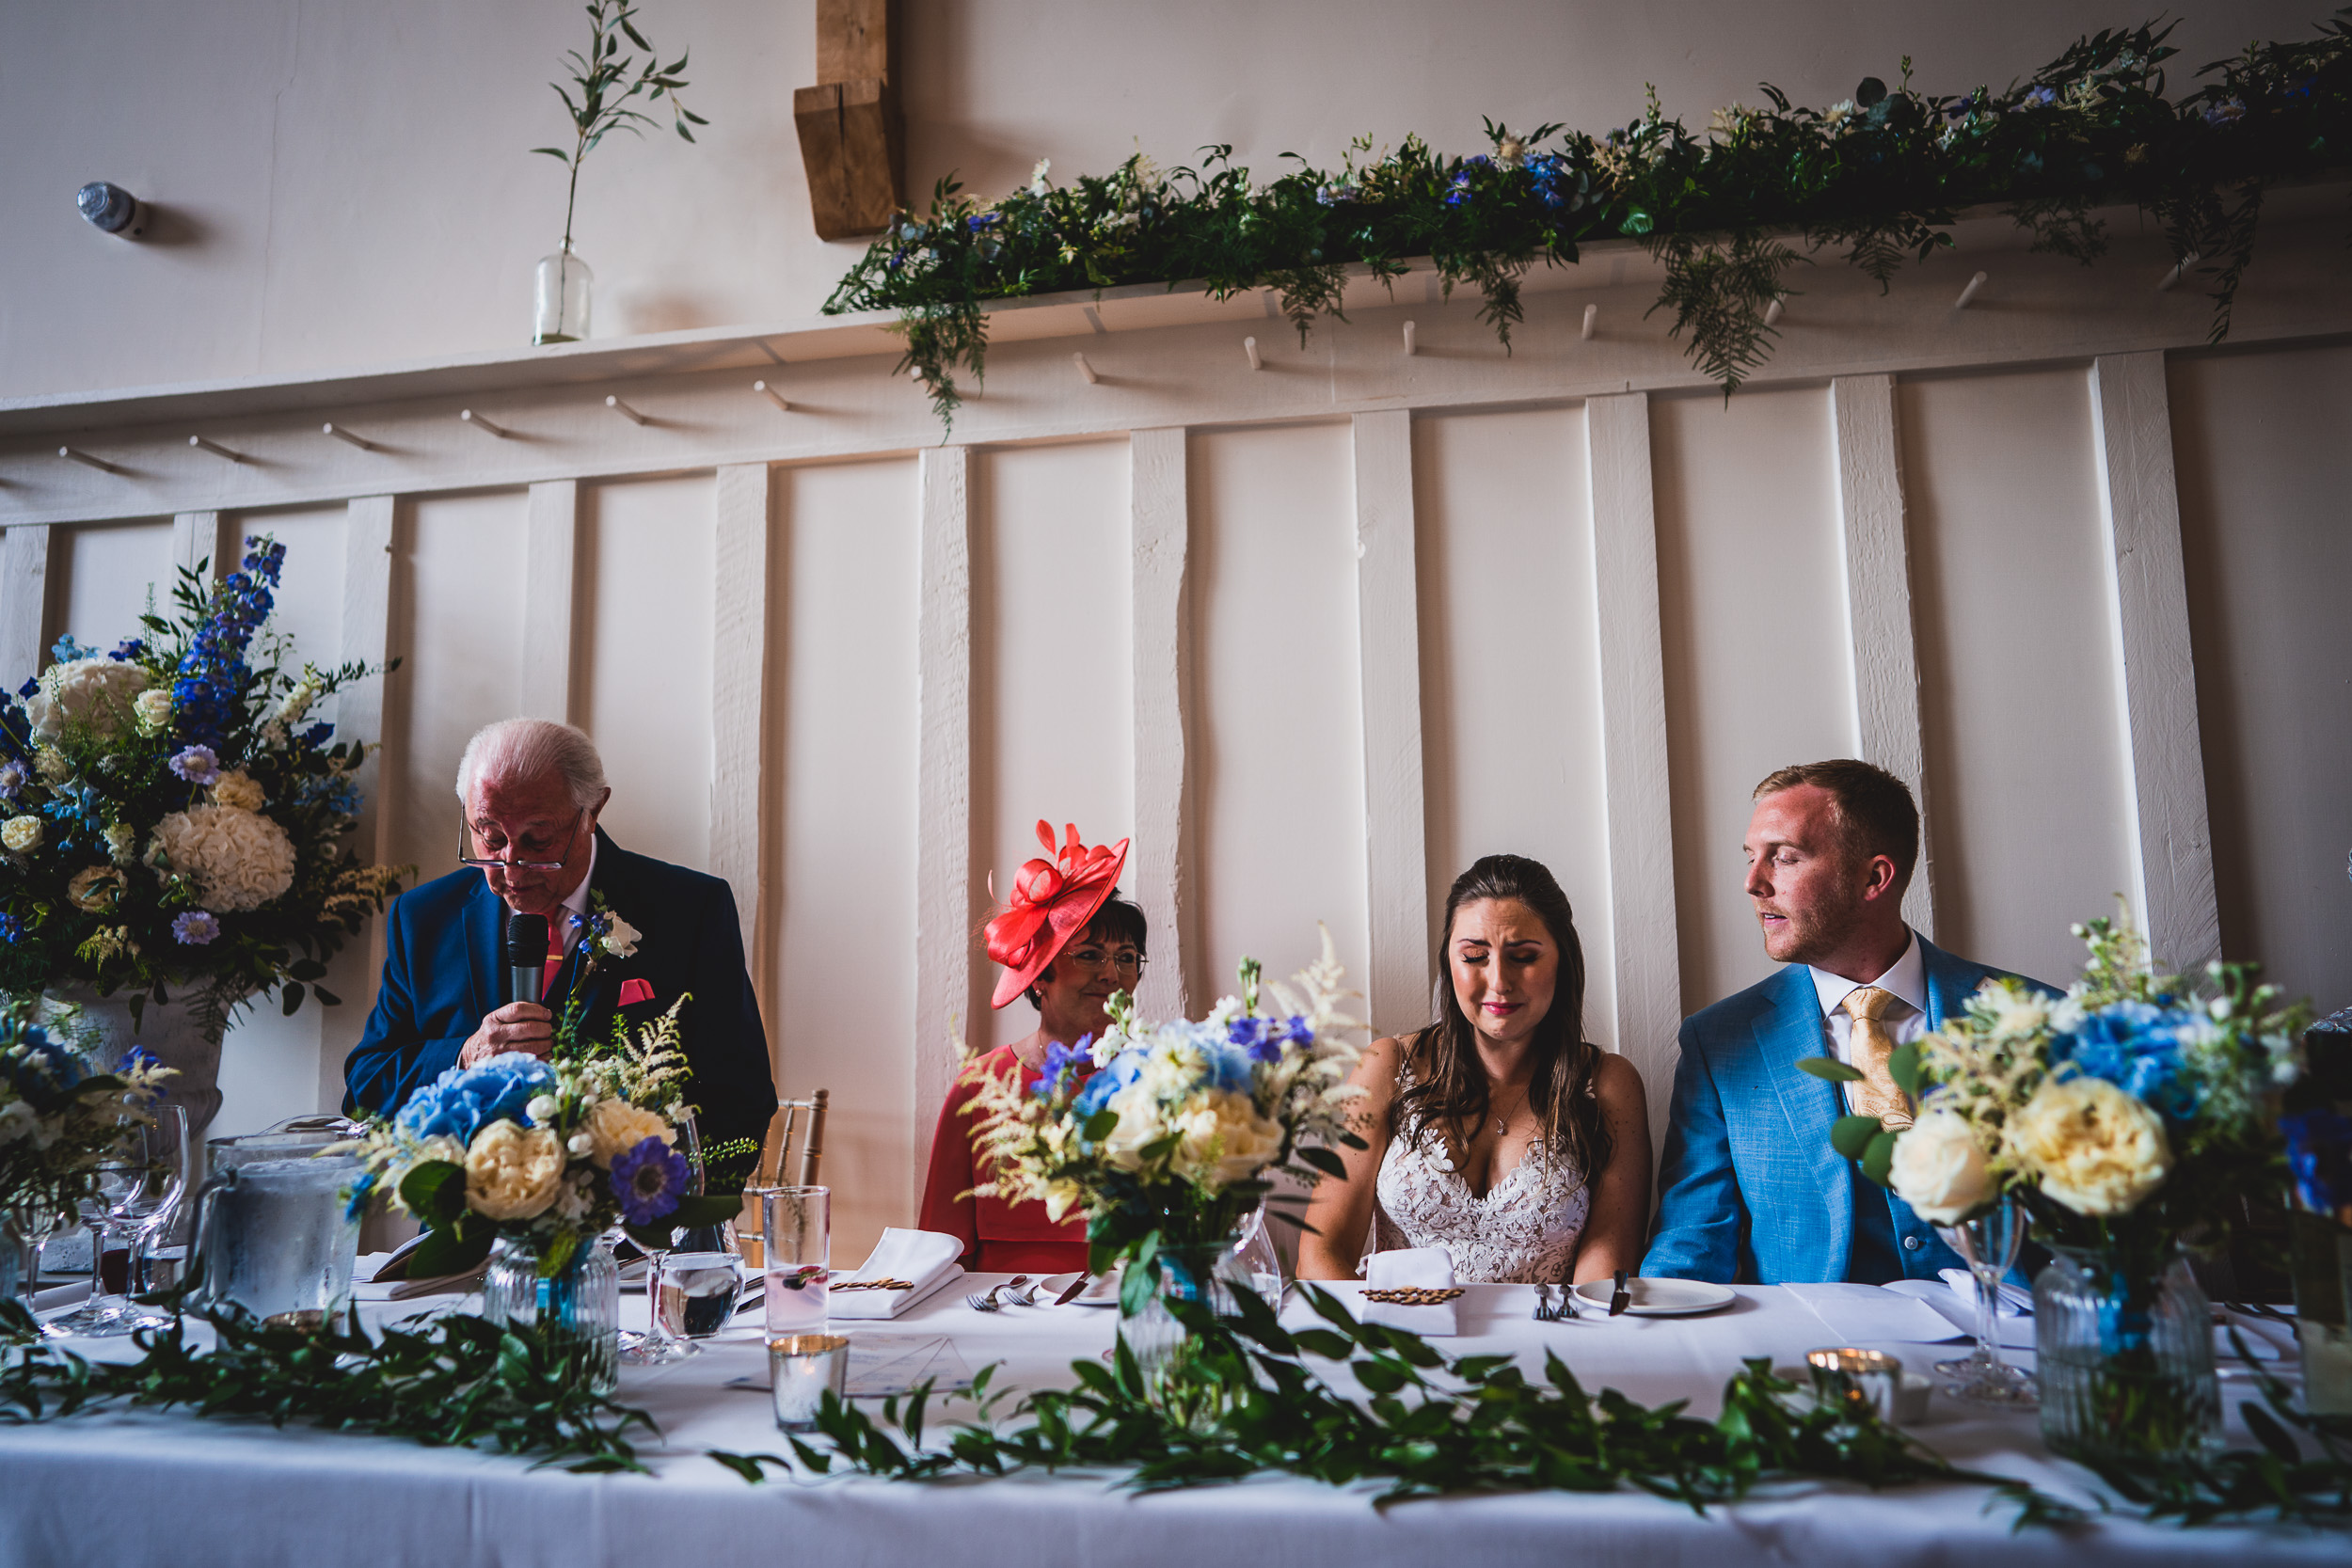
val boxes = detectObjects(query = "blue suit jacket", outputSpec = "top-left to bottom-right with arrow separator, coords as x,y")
1643,937 -> 2049,1285
342,829 -> 778,1154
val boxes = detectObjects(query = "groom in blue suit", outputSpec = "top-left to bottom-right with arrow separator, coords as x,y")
1644,759 -> 2051,1285
343,719 -> 777,1157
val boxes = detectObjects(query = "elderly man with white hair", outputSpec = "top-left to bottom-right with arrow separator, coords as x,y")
343,718 -> 777,1157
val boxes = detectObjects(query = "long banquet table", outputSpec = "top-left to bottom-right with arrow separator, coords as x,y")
0,1269 -> 2339,1568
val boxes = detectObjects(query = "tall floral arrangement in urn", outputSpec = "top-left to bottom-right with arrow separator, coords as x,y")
0,537 -> 407,1132
1806,914 -> 2313,1465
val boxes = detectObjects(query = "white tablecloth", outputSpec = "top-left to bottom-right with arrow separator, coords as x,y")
0,1272 -> 2333,1568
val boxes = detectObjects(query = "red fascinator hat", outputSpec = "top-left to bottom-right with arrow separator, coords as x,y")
985,820 -> 1131,1009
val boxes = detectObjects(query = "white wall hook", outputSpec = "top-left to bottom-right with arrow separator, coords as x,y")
1243,336 -> 1261,372
322,422 -> 375,451
460,409 -> 510,438
1073,352 -> 1098,386
1955,271 -> 1988,309
754,379 -> 791,412
1763,296 -> 1785,326
187,435 -> 246,463
2158,252 -> 2201,292
1402,321 -> 1417,356
606,394 -> 648,425
58,445 -> 119,473
1581,303 -> 1598,341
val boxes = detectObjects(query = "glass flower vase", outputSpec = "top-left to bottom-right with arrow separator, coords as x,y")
2034,1241 -> 2220,1464
1115,1199 -> 1263,1405
480,1233 -> 620,1395
2286,1208 -> 2352,1416
532,249 -> 593,345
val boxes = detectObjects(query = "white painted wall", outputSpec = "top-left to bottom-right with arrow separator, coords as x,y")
0,1 -> 2318,401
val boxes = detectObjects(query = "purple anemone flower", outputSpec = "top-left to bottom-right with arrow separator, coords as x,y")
612,1134 -> 691,1226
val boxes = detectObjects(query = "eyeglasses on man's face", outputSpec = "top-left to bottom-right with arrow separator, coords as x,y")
1058,943 -> 1146,976
458,809 -> 588,871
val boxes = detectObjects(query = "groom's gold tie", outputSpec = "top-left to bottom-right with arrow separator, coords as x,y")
1842,986 -> 1914,1131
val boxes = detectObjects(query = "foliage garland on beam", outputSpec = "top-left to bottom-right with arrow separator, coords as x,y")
824,16 -> 2352,428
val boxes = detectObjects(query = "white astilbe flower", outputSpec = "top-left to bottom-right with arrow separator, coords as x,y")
25,657 -> 149,743
146,803 -> 297,911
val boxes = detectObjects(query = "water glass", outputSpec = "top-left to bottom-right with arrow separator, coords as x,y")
770,1333 -> 850,1431
759,1185 -> 830,1336
654,1250 -> 746,1339
1933,1196 -> 2037,1405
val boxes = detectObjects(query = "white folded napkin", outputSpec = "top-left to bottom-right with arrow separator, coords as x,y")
1938,1267 -> 2031,1315
821,1227 -> 965,1321
1783,1281 -> 1968,1343
1360,1246 -> 1459,1336
1885,1277 -> 2034,1347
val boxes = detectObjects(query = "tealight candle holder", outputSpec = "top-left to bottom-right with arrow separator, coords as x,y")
1805,1347 -> 1905,1422
770,1333 -> 850,1431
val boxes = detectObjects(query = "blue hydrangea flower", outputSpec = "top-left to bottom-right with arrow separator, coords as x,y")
612,1135 -> 690,1225
396,1053 -> 555,1144
2047,1001 -> 2197,1124
1073,1048 -> 1147,1117
2283,1110 -> 2352,1214
172,911 -> 221,945
343,1169 -> 377,1224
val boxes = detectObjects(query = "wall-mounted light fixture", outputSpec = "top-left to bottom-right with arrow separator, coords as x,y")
76,182 -> 146,238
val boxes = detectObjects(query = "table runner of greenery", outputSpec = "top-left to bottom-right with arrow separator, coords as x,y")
825,15 -> 2352,428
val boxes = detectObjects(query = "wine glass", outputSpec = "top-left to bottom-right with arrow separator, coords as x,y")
122,1105 -> 196,1326
46,1129 -> 151,1336
1932,1196 -> 2038,1405
619,1115 -> 702,1365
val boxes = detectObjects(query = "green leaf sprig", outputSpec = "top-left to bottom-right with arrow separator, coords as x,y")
532,0 -> 707,261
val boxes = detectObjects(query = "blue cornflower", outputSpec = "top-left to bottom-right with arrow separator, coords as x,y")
612,1135 -> 690,1225
396,1053 -> 554,1144
172,911 -> 221,945
965,212 -> 1001,230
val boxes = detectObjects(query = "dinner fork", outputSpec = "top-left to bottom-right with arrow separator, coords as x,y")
1532,1283 -> 1569,1323
964,1275 -> 1032,1312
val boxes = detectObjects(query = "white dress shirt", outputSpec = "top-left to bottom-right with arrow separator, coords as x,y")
1809,929 -> 1926,1115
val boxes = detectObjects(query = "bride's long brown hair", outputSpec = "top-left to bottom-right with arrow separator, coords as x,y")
1392,855 -> 1613,1181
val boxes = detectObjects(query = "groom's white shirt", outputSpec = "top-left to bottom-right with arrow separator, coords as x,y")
1809,928 -> 1927,1117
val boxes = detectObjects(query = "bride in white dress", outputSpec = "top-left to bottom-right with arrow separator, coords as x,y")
1298,855 -> 1652,1285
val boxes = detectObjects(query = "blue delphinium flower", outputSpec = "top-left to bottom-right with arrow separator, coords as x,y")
2283,1109 -> 2352,1214
396,1053 -> 554,1144
2048,1001 -> 2197,1124
14,680 -> 35,701
296,774 -> 363,816
344,1169 -> 378,1224
298,721 -> 335,749
172,539 -> 285,751
0,913 -> 23,944
107,639 -> 146,662
50,634 -> 90,663
172,911 -> 220,945
1031,1037 -> 1093,1097
612,1135 -> 690,1225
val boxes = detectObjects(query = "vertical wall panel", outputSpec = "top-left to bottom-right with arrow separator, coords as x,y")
1901,368 -> 2138,986
387,491 -> 529,885
42,518 -> 173,654
2171,344 -> 2352,1011
213,504 -> 348,1136
1413,405 -> 1614,1045
579,474 -> 717,872
1651,388 -> 1851,1013
972,439 -> 1135,1051
1187,423 -> 1371,1012
769,458 -> 921,1259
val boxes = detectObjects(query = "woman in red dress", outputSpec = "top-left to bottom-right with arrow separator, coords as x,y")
918,821 -> 1146,1274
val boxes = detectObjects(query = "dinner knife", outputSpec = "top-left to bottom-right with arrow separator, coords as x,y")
1052,1273 -> 1092,1306
1609,1268 -> 1631,1317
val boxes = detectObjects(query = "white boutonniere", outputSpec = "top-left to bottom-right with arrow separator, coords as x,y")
571,893 -> 640,986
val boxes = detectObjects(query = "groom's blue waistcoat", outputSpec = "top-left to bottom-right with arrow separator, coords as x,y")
1643,937 -> 2050,1286
342,828 -> 778,1155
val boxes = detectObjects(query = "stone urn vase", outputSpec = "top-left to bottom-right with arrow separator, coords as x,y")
37,983 -> 246,1142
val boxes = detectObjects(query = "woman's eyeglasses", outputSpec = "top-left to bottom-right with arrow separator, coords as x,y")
1059,946 -> 1146,975
458,809 -> 586,871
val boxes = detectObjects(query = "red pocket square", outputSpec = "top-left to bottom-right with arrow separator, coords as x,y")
616,977 -> 656,1006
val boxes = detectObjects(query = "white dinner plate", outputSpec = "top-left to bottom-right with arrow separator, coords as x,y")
1038,1270 -> 1122,1307
1570,1276 -> 1735,1317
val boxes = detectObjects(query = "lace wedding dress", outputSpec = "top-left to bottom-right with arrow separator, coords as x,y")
1372,1103 -> 1591,1284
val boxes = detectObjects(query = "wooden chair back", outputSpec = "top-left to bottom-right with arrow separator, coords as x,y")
734,1089 -> 829,1266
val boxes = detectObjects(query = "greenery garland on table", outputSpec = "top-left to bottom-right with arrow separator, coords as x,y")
825,15 -> 2352,429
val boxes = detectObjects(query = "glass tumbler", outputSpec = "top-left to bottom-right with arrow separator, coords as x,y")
759,1185 -> 830,1337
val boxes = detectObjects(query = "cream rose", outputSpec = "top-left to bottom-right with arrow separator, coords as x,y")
583,1098 -> 674,1168
133,689 -> 173,736
146,803 -> 295,911
463,1121 -> 567,1221
598,912 -> 641,959
2007,1076 -> 2171,1217
211,770 -> 265,812
68,865 -> 126,912
25,657 -> 149,743
1887,1107 -> 1994,1224
1,816 -> 40,853
1173,1087 -> 1284,1188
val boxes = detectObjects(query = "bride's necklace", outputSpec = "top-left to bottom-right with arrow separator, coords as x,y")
1489,1082 -> 1530,1137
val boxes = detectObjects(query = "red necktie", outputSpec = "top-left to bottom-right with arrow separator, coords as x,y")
540,953 -> 564,1001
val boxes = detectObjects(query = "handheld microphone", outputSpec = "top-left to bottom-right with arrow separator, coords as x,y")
505,912 -> 550,1007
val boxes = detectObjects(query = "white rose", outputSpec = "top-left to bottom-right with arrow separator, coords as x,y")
132,689 -> 173,736
25,657 -> 149,743
2007,1076 -> 2171,1218
1173,1087 -> 1284,1188
145,803 -> 296,911
0,1100 -> 37,1146
599,912 -> 641,958
1097,1082 -> 1165,1173
1886,1107 -> 1994,1224
1,816 -> 40,853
